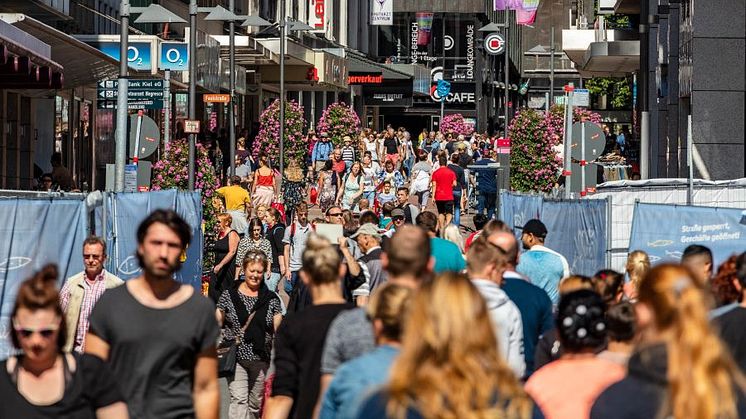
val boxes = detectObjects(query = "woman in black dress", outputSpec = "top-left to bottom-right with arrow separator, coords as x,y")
210,213 -> 240,302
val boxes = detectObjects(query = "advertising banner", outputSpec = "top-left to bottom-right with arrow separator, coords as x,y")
370,0 -> 393,25
629,203 -> 746,267
308,0 -> 327,33
159,42 -> 189,71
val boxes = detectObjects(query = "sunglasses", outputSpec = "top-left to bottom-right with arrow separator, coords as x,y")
328,212 -> 343,217
393,217 -> 405,222
13,321 -> 59,339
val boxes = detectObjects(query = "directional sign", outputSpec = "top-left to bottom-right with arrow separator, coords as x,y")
485,32 -> 506,55
97,100 -> 164,110
97,89 -> 164,100
97,79 -> 165,90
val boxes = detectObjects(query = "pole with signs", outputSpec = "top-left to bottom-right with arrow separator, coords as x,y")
114,0 -> 130,192
503,10 -> 510,139
164,70 -> 170,156
580,120 -> 586,195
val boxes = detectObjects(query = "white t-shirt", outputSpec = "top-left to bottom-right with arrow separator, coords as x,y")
362,163 -> 381,192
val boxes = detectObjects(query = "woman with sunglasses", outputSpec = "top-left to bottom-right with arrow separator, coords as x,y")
217,250 -> 283,418
235,218 -> 274,282
0,265 -> 128,418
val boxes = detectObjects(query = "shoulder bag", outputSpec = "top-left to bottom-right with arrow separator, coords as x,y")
217,289 -> 257,378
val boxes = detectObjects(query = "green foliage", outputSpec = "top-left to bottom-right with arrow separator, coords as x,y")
584,77 -> 632,109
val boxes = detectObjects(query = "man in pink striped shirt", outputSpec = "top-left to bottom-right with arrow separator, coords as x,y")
60,236 -> 123,353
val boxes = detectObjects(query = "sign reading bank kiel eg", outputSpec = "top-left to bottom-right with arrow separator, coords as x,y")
97,79 -> 165,110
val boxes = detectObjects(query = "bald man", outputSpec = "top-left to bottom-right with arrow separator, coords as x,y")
488,231 -> 554,378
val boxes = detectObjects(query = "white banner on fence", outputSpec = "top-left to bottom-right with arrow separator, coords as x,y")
370,0 -> 393,25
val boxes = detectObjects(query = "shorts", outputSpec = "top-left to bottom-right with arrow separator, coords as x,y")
436,200 -> 454,214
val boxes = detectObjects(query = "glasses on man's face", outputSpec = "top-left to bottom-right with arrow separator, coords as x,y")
393,217 -> 405,223
13,321 -> 59,339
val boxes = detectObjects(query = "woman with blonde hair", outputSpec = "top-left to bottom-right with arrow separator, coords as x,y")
265,235 -> 353,419
624,250 -> 650,300
591,264 -> 746,418
356,273 -> 535,419
321,283 -> 413,418
443,224 -> 465,256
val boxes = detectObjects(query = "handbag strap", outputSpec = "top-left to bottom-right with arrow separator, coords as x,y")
228,288 -> 257,342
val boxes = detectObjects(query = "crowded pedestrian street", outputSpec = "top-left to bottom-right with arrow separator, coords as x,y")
1,0 -> 746,417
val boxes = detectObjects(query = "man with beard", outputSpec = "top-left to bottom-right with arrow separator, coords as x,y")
86,210 -> 219,419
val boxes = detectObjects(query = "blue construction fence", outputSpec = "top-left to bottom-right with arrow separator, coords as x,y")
499,192 -> 609,277
629,202 -> 746,268
0,189 -> 202,357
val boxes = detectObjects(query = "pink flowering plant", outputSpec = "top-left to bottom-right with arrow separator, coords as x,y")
252,99 -> 307,167
316,102 -> 361,146
440,113 -> 474,136
509,106 -> 601,193
152,139 -> 221,243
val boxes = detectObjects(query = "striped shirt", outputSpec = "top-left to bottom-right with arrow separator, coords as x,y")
60,270 -> 108,353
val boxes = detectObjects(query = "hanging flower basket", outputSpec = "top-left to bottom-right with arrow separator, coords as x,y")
317,102 -> 361,146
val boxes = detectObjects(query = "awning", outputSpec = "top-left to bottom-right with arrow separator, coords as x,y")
0,17 -> 63,89
210,35 -> 277,66
583,41 -> 639,75
2,13 -> 119,88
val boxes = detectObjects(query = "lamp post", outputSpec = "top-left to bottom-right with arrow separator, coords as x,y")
114,3 -> 185,192
277,19 -> 312,192
200,7 -> 271,178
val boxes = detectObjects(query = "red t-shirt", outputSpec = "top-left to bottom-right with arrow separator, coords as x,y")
431,167 -> 456,201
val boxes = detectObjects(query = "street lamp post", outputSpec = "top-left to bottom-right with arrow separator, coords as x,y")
114,0 -> 130,192
228,0 -> 236,178
188,0 -> 197,191
277,19 -> 312,192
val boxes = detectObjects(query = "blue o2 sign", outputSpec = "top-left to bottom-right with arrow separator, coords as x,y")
159,42 -> 189,71
95,42 -> 153,71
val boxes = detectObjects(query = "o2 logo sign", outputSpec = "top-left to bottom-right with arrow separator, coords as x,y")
159,42 -> 189,71
96,41 -> 152,71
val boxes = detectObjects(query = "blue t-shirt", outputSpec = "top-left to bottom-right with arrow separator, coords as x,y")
321,345 -> 399,419
474,158 -> 498,193
430,237 -> 466,274
516,247 -> 568,304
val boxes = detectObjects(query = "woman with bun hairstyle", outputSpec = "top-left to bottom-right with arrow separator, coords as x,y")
265,235 -> 354,419
592,264 -> 746,419
356,273 -> 535,419
0,265 -> 128,418
526,289 -> 625,419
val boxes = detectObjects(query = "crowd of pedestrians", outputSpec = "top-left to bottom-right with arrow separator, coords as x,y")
6,124 -> 746,419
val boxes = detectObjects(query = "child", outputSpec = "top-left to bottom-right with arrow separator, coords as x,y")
377,181 -> 396,206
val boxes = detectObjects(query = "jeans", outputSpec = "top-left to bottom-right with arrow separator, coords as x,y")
477,192 -> 497,220
284,271 -> 299,294
267,272 -> 281,293
227,360 -> 268,419
452,190 -> 462,226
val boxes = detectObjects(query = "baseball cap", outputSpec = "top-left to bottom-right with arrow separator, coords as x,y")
320,132 -> 329,137
350,223 -> 382,239
523,219 -> 547,238
391,208 -> 405,219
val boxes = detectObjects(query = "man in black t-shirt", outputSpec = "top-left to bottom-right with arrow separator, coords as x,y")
715,252 -> 746,373
86,210 -> 219,419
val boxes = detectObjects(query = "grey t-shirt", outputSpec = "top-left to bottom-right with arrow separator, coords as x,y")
282,221 -> 313,272
88,285 -> 219,419
320,308 -> 375,374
